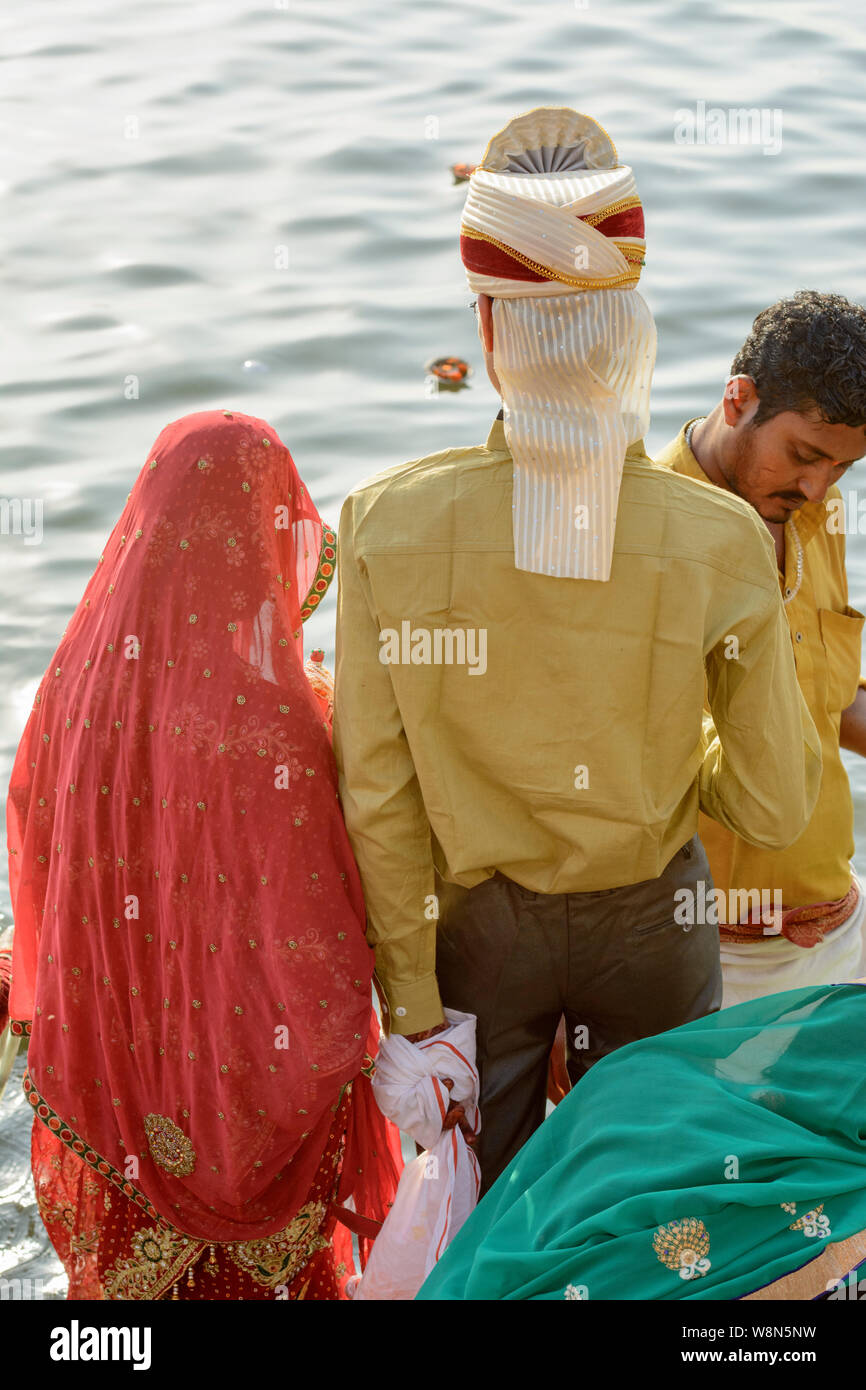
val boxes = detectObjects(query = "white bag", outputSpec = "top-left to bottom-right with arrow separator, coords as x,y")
349,1009 -> 480,1301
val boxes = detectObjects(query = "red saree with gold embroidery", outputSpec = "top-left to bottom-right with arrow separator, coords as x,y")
6,410 -> 401,1299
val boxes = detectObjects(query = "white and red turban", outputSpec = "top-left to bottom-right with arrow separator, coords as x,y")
460,107 -> 657,581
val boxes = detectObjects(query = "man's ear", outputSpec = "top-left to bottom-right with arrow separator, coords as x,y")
722,374 -> 758,426
478,293 -> 495,353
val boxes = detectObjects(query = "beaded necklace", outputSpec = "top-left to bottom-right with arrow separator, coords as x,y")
782,517 -> 804,606
684,417 -> 704,452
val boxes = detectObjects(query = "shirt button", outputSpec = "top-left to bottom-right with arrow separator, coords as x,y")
785,587 -> 793,598
394,1006 -> 407,1017
795,632 -> 803,642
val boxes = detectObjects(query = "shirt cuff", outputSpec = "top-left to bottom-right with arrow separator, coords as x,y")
375,972 -> 444,1037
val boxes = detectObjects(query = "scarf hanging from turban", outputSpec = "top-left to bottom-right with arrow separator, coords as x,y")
460,107 -> 657,581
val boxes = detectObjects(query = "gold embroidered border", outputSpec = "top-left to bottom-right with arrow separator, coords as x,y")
614,242 -> 646,264
25,1070 -> 162,1224
581,195 -> 642,227
300,525 -> 337,622
226,1199 -> 329,1288
103,1226 -> 206,1301
460,225 -> 642,290
26,1069 -> 346,1300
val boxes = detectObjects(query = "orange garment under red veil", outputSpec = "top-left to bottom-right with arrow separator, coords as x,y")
5,409 -> 402,1298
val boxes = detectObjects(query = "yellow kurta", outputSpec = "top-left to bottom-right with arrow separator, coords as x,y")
334,418 -> 821,1033
657,422 -> 864,916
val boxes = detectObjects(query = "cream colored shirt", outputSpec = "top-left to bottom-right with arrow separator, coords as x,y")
658,422 -> 864,912
334,419 -> 822,1033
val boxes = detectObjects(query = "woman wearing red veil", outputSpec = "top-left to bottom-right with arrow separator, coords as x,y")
4,409 -> 402,1299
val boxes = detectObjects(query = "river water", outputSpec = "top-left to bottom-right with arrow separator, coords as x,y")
2,0 -> 866,1295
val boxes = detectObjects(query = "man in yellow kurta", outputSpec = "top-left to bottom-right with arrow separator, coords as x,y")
334,109 -> 821,1190
657,290 -> 866,1006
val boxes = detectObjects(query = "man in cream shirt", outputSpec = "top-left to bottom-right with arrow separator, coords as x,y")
335,109 -> 821,1189
657,290 -> 866,1005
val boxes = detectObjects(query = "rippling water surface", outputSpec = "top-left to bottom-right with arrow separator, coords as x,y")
2,0 -> 865,1291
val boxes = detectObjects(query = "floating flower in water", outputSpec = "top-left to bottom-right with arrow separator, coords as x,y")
425,356 -> 472,391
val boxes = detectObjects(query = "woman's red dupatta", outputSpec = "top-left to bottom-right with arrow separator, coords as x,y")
6,410 -> 400,1247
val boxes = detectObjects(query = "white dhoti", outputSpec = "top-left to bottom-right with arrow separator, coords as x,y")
721,874 -> 866,1008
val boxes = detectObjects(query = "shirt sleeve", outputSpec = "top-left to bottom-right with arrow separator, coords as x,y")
332,494 -> 444,1037
699,581 -> 822,851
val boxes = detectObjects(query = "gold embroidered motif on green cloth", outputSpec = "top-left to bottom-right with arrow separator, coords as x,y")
787,1203 -> 831,1238
143,1113 -> 197,1176
226,1200 -> 329,1288
652,1218 -> 712,1280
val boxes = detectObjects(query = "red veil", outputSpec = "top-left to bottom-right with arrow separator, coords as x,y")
6,410 -> 400,1252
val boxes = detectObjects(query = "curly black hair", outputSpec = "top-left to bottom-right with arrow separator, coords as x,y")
731,290 -> 866,428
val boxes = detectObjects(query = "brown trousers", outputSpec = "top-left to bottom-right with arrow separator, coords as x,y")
434,835 -> 722,1194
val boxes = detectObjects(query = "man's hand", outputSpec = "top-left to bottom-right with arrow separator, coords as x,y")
405,1020 -> 477,1146
439,1076 -> 477,1145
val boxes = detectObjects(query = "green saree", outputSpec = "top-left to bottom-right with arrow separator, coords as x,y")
417,983 -> 866,1300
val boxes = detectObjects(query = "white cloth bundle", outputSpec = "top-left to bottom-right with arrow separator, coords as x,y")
348,1008 -> 480,1301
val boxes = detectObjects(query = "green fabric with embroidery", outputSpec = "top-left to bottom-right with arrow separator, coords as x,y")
417,983 -> 866,1300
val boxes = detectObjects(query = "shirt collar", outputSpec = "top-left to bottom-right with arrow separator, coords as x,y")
486,411 -> 650,464
485,414 -> 507,451
675,421 -> 828,549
